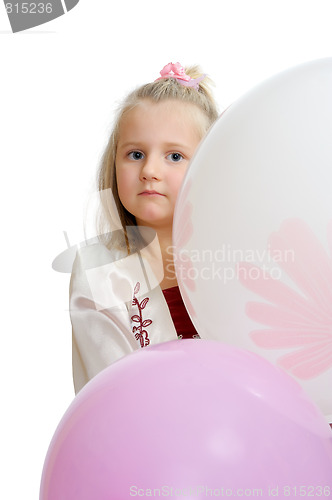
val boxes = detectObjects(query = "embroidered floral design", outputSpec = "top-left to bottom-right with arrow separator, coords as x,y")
131,282 -> 152,348
238,219 -> 332,380
173,180 -> 197,318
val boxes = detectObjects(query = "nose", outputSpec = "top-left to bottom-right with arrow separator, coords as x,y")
140,154 -> 161,181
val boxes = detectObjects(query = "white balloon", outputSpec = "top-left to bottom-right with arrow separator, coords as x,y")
173,58 -> 332,422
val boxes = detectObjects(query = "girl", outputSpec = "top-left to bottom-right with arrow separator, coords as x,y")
69,62 -> 219,393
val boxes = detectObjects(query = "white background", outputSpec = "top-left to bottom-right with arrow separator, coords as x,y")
0,0 -> 331,498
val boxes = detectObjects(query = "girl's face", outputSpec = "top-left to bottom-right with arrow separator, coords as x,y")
115,99 -> 202,232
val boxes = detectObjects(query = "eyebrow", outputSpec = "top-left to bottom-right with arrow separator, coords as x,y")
117,142 -> 143,150
117,142 -> 192,150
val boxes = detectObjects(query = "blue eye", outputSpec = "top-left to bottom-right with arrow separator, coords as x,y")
167,152 -> 184,162
128,151 -> 144,160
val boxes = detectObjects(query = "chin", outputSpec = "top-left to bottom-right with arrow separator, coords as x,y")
136,214 -> 172,229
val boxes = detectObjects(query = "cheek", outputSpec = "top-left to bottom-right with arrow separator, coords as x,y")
116,167 -> 133,202
169,168 -> 188,198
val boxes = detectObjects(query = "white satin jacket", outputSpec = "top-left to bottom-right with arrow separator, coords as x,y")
69,241 -> 178,394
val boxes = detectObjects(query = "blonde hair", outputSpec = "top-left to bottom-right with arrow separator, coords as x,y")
96,64 -> 219,250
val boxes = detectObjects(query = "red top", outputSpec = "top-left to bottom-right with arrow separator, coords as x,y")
162,286 -> 200,339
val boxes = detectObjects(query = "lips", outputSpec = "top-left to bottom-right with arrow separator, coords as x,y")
138,190 -> 165,196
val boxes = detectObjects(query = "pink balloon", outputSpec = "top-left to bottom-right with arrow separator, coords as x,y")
40,340 -> 332,499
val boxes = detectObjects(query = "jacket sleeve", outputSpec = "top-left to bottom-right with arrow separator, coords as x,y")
69,244 -> 139,394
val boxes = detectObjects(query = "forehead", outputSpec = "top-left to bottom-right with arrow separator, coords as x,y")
118,99 -> 204,145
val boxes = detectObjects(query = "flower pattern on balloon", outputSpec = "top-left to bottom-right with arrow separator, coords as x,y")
238,218 -> 332,380
173,179 -> 197,318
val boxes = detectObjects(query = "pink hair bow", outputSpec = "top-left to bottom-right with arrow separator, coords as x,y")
156,62 -> 206,90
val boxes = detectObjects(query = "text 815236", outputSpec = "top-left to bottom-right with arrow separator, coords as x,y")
5,3 -> 53,14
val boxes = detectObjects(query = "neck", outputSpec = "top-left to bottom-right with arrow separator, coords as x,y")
138,223 -> 177,290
